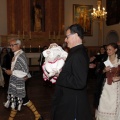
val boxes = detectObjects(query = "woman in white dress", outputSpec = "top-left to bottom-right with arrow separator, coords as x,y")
96,42 -> 120,120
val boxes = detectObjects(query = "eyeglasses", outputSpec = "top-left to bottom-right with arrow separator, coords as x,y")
66,33 -> 75,39
9,43 -> 18,47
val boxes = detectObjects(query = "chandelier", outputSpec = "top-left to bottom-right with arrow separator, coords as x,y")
91,0 -> 107,21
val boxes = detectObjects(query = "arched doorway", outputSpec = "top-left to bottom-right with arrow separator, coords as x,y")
106,30 -> 119,44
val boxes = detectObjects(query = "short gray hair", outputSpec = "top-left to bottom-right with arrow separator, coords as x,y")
16,39 -> 21,45
9,38 -> 21,45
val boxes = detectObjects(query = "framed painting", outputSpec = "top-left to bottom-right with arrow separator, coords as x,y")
73,4 -> 93,36
106,0 -> 120,26
30,0 -> 45,32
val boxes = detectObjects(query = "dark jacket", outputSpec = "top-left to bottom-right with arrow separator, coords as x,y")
94,55 -> 107,108
52,44 -> 93,120
0,53 -> 11,69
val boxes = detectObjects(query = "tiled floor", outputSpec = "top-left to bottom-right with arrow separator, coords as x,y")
0,72 -> 96,120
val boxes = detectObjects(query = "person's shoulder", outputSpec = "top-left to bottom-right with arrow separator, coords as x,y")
73,47 -> 88,58
78,44 -> 87,52
19,51 -> 26,58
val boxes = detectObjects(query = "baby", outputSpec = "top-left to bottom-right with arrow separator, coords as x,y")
42,43 -> 68,83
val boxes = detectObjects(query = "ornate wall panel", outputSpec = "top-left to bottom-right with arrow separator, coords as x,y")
7,0 -> 64,35
5,0 -> 64,47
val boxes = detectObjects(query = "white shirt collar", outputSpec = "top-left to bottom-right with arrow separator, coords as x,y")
14,49 -> 22,56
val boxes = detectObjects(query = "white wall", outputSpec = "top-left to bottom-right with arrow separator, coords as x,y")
0,0 -> 7,35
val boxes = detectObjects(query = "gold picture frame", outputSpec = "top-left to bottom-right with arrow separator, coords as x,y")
73,4 -> 93,36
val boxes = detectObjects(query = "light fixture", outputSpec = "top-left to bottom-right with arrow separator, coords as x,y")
91,0 -> 107,21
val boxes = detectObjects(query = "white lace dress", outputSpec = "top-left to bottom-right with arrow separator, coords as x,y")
95,58 -> 120,120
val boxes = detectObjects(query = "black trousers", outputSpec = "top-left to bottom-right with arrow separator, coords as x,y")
23,80 -> 30,104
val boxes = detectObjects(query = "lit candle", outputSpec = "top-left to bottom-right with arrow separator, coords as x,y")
62,25 -> 65,31
30,45 -> 31,52
23,31 -> 24,39
58,31 -> 60,39
53,31 -> 55,39
23,45 -> 25,50
49,31 -> 51,39
18,31 -> 20,38
29,31 -> 31,39
39,45 -> 40,52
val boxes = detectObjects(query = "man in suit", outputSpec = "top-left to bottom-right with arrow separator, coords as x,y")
52,24 -> 93,120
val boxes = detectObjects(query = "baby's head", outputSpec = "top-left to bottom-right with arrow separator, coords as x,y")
43,43 -> 64,62
49,43 -> 58,49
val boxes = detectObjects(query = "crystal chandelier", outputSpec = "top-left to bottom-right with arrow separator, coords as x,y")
91,0 -> 107,21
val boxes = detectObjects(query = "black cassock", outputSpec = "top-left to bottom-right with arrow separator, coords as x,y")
52,44 -> 93,120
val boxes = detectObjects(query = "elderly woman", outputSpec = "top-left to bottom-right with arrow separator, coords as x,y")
4,38 -> 43,120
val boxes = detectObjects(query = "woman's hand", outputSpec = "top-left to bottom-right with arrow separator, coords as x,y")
113,76 -> 120,82
103,66 -> 111,73
5,70 -> 12,75
24,76 -> 28,81
89,63 -> 96,68
89,56 -> 96,62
